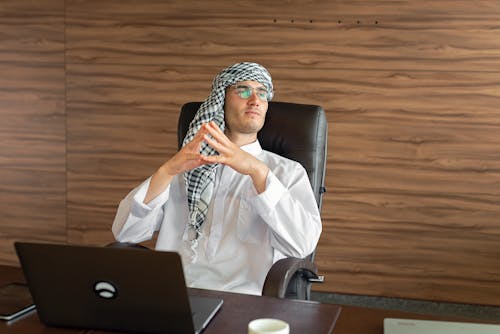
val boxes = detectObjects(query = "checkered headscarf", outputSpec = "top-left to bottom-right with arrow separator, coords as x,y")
182,62 -> 274,245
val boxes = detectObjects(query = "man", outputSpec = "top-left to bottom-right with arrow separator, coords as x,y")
112,62 -> 322,295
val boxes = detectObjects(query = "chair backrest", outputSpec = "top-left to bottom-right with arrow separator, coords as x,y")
177,101 -> 328,211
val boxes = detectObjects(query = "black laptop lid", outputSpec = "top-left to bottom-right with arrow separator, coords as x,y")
15,242 -> 222,334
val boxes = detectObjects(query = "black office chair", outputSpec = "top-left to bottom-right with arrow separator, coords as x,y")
109,101 -> 328,300
178,101 -> 328,300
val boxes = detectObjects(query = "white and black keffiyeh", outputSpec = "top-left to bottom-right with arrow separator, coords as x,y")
182,62 -> 274,251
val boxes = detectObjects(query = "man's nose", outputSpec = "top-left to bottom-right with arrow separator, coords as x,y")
247,91 -> 260,104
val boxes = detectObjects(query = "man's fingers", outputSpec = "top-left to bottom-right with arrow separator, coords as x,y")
184,152 -> 202,161
183,125 -> 210,153
201,154 -> 221,164
186,123 -> 209,143
203,134 -> 225,152
206,121 -> 231,145
193,125 -> 209,142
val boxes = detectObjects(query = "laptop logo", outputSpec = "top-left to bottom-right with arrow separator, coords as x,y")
93,281 -> 117,299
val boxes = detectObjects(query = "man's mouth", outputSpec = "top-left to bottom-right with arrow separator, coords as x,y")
245,110 -> 260,117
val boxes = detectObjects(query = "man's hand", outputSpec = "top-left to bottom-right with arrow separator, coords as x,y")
162,125 -> 209,175
144,125 -> 209,203
201,122 -> 269,193
145,121 -> 270,203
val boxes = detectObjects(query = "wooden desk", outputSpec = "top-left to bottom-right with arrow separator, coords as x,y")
2,264 -> 495,334
188,289 -> 340,334
0,265 -> 340,333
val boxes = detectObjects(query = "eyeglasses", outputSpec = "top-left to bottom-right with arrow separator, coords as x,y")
230,84 -> 270,102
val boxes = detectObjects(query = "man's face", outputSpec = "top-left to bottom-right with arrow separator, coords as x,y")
224,80 -> 269,137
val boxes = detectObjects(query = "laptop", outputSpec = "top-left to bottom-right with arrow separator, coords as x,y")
15,242 -> 223,334
384,318 -> 500,334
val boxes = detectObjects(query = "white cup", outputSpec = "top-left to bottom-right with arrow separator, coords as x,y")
248,318 -> 290,334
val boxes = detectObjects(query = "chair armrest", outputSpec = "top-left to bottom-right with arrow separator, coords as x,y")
262,257 -> 318,298
105,242 -> 151,250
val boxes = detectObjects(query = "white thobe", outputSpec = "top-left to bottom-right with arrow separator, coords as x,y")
112,140 -> 322,295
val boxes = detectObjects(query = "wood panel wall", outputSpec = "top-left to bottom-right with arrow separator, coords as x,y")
2,0 -> 500,306
0,0 -> 66,264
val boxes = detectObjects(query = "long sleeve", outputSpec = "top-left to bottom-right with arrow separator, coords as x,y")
112,177 -> 171,243
246,156 -> 322,259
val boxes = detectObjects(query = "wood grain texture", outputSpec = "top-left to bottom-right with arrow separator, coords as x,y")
0,0 -> 65,266
67,1 -> 500,304
64,0 -> 500,305
2,0 -> 500,306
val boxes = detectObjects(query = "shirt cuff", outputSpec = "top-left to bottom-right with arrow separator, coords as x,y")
248,171 -> 286,217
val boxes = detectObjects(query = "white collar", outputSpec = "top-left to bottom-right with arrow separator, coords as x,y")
240,140 -> 263,156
